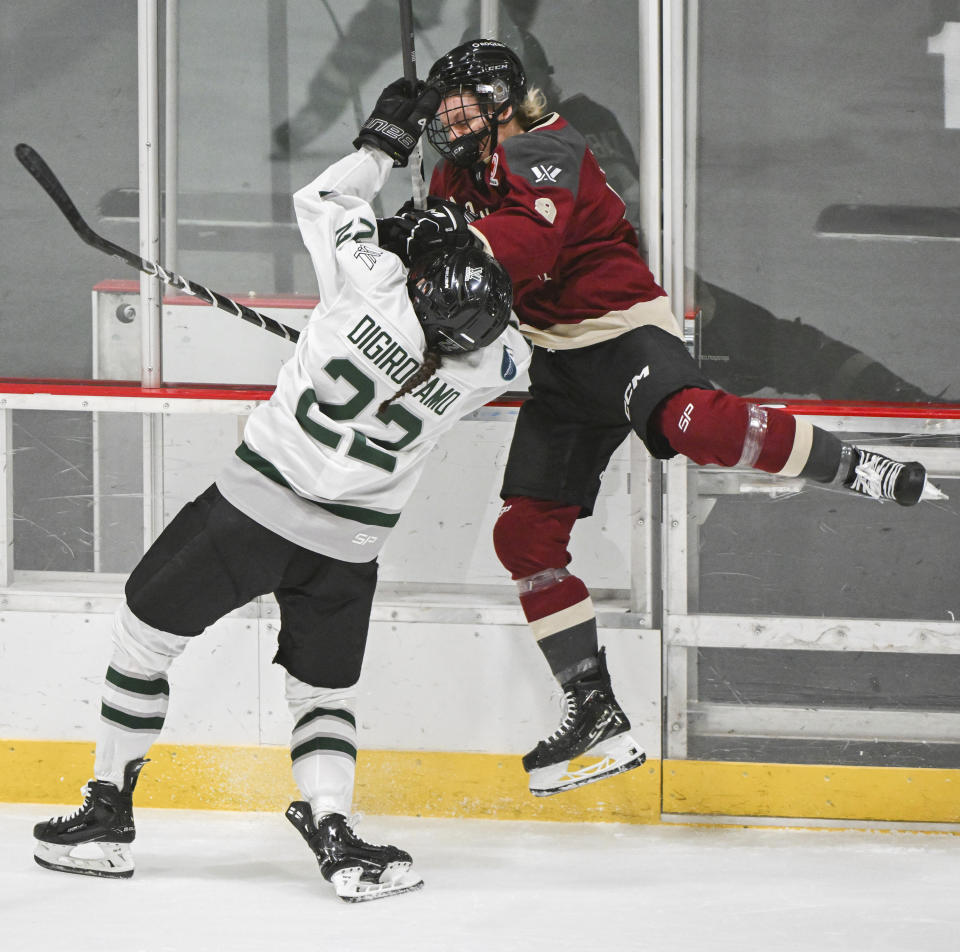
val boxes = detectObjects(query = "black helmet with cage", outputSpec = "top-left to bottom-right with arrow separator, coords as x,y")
407,246 -> 513,355
426,38 -> 527,168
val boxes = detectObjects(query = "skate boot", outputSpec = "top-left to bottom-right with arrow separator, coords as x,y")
843,447 -> 946,506
33,758 -> 148,879
286,802 -> 423,903
522,648 -> 646,797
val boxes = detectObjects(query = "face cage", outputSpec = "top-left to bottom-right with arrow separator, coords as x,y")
425,86 -> 511,167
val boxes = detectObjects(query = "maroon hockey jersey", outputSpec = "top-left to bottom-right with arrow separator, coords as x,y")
429,112 -> 666,337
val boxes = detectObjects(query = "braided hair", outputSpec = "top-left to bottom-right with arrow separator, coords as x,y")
378,350 -> 443,415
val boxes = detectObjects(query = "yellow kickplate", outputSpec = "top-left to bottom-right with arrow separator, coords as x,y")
2,739 -> 660,823
664,759 -> 960,824
6,741 -> 959,826
353,750 -> 660,823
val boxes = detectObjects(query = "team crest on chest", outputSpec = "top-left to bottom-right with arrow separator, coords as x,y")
534,197 -> 557,224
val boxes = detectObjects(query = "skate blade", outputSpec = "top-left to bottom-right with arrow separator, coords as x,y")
331,862 -> 424,903
528,734 -> 647,797
921,479 -> 948,502
34,840 -> 134,879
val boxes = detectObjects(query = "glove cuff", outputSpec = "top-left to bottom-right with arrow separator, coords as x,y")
352,132 -> 409,168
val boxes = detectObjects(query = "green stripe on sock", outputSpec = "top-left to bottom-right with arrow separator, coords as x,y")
293,706 -> 356,731
100,701 -> 166,732
290,736 -> 357,764
106,665 -> 170,697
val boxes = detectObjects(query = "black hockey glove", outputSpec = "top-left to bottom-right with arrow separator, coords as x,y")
377,199 -> 481,266
353,78 -> 441,168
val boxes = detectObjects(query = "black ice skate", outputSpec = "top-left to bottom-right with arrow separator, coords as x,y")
843,447 -> 946,506
523,648 -> 646,797
33,758 -> 148,879
286,802 -> 423,903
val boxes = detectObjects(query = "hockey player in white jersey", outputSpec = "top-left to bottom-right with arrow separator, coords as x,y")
32,78 -> 529,903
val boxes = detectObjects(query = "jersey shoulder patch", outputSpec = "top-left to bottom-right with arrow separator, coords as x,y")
351,242 -> 385,271
500,342 -> 518,381
501,122 -> 584,195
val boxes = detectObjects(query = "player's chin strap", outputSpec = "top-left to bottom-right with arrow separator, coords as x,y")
484,99 -> 515,157
455,100 -> 512,169
450,128 -> 489,167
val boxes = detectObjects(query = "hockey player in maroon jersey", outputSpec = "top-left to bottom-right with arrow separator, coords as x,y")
377,38 -> 945,798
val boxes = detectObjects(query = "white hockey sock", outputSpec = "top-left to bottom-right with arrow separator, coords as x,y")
285,673 -> 358,820
94,602 -> 191,788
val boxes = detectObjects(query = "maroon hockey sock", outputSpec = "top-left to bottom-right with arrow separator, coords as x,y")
493,496 -> 581,579
493,496 -> 599,682
652,387 -> 797,473
518,572 -> 592,625
519,571 -> 599,683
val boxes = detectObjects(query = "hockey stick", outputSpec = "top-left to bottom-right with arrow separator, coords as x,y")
14,143 -> 301,344
398,0 -> 428,210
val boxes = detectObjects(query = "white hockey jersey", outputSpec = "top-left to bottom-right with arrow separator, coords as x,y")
216,147 -> 530,562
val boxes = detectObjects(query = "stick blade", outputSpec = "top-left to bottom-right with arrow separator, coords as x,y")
14,142 -> 36,164
15,142 -> 54,184
13,143 -> 299,343
15,142 -> 98,240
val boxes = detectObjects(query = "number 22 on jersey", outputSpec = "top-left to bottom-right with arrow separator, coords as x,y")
295,357 -> 423,473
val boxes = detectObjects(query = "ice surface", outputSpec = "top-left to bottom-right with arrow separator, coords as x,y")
3,804 -> 959,951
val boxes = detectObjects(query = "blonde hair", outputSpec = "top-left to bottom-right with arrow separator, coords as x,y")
516,85 -> 549,128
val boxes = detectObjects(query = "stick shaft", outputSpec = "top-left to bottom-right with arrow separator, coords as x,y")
398,0 -> 428,210
15,143 -> 301,344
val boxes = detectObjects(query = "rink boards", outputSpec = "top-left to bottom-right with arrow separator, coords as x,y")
4,289 -> 960,830
1,598 -> 958,826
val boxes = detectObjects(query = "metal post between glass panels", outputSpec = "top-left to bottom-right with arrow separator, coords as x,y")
480,0 -> 498,38
0,408 -> 13,587
138,0 -> 162,391
138,0 -> 165,546
164,0 -> 179,271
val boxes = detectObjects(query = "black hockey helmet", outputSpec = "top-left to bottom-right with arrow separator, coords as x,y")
426,38 -> 527,167
407,246 -> 513,355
